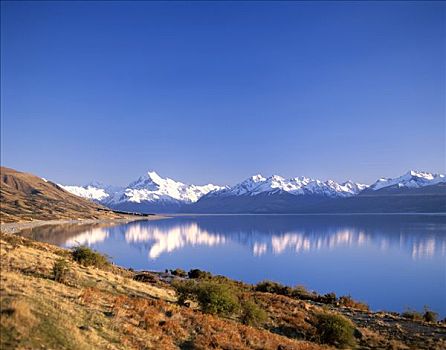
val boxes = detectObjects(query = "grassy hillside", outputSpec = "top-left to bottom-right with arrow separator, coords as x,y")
0,167 -> 144,223
1,232 -> 445,350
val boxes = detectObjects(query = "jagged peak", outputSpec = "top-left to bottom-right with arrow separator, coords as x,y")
248,174 -> 266,182
62,169 -> 445,206
269,175 -> 285,181
405,170 -> 435,179
146,170 -> 163,181
370,170 -> 445,191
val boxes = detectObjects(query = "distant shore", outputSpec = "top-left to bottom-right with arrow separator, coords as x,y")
0,215 -> 168,235
169,212 -> 446,216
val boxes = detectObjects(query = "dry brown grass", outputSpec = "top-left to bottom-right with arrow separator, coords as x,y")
1,232 -> 444,350
100,290 -> 327,350
0,233 -> 329,350
1,299 -> 37,336
338,295 -> 369,312
0,166 -> 142,223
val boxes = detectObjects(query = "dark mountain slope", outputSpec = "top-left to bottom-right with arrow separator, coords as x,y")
184,184 -> 446,214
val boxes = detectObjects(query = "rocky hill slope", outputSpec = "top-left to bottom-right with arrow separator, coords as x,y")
0,167 -> 140,223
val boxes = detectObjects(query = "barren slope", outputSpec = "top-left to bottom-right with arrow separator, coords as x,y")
0,233 -> 329,350
0,167 -> 131,223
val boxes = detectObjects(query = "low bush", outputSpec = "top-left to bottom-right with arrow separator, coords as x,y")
133,272 -> 159,284
322,292 -> 337,304
71,246 -> 109,268
172,280 -> 197,305
290,285 -> 318,301
423,307 -> 438,323
170,268 -> 187,278
401,308 -> 423,321
240,299 -> 268,327
338,295 -> 369,311
196,281 -> 239,316
188,269 -> 212,279
255,280 -> 291,295
316,312 -> 356,348
173,280 -> 240,317
52,259 -> 70,283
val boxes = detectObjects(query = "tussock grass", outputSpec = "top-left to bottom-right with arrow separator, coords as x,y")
1,232 -> 444,350
0,233 -> 327,350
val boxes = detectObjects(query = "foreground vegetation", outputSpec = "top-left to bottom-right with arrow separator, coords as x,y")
1,232 -> 445,350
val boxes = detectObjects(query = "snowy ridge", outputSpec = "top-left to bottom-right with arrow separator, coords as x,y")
105,171 -> 223,205
59,184 -> 112,201
370,171 -> 445,191
59,181 -> 123,202
207,175 -> 368,198
62,170 -> 445,208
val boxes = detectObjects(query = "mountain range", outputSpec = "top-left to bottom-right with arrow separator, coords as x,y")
0,167 -> 131,223
59,170 -> 446,214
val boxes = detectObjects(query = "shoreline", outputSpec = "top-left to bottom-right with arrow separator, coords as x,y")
1,231 -> 445,350
168,212 -> 446,216
2,213 -> 444,320
0,215 -> 168,235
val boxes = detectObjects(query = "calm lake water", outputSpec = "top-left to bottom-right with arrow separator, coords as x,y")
21,214 -> 446,316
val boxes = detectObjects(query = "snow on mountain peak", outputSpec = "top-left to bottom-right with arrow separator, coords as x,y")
108,170 -> 224,204
130,171 -> 168,189
207,174 -> 367,198
250,174 -> 266,182
59,184 -> 111,201
146,170 -> 163,183
61,169 -> 444,208
370,170 -> 445,190
406,170 -> 434,180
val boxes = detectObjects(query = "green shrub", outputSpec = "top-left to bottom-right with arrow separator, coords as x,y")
71,246 -> 109,268
240,300 -> 268,326
322,292 -> 337,304
423,307 -> 438,323
173,280 -> 239,317
52,258 -> 70,283
290,285 -> 318,301
291,285 -> 310,296
196,281 -> 239,316
401,308 -> 423,321
316,312 -> 356,348
255,280 -> 291,295
170,268 -> 187,278
172,280 -> 198,305
188,269 -> 212,279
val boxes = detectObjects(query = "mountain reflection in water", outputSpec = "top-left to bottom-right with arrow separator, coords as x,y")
20,215 -> 446,316
23,215 -> 446,261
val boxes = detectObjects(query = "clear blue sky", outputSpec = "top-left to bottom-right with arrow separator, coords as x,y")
1,1 -> 445,186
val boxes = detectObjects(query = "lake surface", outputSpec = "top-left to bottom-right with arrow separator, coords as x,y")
21,214 -> 446,317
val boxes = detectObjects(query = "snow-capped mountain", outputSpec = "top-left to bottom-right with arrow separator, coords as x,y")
62,170 -> 446,213
190,170 -> 445,214
206,174 -> 368,198
105,171 -> 223,206
59,182 -> 121,202
369,171 -> 445,191
61,171 -> 223,213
